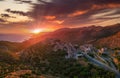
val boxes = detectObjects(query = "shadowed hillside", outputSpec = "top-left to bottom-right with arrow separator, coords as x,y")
0,41 -> 24,52
95,31 -> 120,48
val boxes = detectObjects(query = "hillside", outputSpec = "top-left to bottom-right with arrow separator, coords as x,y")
19,39 -> 120,78
0,24 -> 120,78
0,41 -> 24,52
23,24 -> 120,48
95,31 -> 120,48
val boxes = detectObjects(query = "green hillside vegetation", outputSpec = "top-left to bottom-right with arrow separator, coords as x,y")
0,41 -> 119,78
0,48 -> 30,78
20,43 -> 115,78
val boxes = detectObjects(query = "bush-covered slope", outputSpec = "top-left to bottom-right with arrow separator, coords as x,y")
20,42 -> 115,78
95,32 -> 120,48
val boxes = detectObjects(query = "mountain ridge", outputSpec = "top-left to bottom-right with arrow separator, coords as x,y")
23,23 -> 120,48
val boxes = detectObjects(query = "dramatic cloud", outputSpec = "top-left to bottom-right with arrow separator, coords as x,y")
14,0 -> 34,5
0,0 -> 120,34
28,0 -> 120,26
1,14 -> 11,18
44,16 -> 56,20
31,0 -> 120,16
6,9 -> 29,16
3,0 -> 120,26
1,14 -> 15,18
20,0 -> 32,4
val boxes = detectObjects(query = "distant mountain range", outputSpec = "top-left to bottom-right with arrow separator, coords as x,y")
0,24 -> 120,49
23,23 -> 120,48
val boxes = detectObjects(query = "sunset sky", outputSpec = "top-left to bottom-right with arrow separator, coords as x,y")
0,0 -> 120,35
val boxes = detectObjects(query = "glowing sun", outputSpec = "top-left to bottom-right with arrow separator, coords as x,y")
32,29 -> 43,34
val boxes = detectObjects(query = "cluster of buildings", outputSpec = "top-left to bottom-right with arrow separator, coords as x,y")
48,39 -> 114,59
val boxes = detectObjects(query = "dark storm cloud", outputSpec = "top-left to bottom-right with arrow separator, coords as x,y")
2,0 -> 120,27
1,14 -> 15,18
6,9 -> 30,16
1,14 -> 10,18
32,0 -> 91,17
93,0 -> 120,5
21,0 -> 32,4
32,0 -> 120,16
14,0 -> 34,5
28,0 -> 120,26
15,0 -> 32,3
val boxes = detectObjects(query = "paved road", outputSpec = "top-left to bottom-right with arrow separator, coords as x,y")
81,52 -> 120,78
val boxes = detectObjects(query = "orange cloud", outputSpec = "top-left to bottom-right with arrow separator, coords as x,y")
44,25 -> 64,31
92,4 -> 120,9
44,16 -> 56,20
68,10 -> 88,17
107,4 -> 120,8
54,20 -> 64,24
